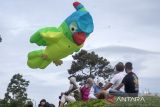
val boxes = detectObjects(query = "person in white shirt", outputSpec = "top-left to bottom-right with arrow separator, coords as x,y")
103,62 -> 126,96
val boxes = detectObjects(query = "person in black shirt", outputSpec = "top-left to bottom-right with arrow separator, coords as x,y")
116,62 -> 139,97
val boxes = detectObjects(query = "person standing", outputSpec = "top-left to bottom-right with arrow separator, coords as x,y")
116,62 -> 139,97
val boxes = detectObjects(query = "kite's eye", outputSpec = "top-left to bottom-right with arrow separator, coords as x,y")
69,22 -> 78,33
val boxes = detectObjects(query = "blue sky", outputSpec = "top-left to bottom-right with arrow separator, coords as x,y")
0,0 -> 160,106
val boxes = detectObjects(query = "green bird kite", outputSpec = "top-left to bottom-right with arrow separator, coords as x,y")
27,2 -> 94,69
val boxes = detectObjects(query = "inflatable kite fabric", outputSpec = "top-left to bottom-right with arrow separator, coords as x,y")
27,2 -> 94,69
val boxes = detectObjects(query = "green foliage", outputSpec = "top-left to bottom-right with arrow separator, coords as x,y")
64,96 -> 160,107
64,100 -> 107,107
3,73 -> 30,106
0,100 -> 33,107
68,50 -> 114,82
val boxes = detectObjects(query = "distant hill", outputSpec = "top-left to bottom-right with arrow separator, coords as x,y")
91,45 -> 160,55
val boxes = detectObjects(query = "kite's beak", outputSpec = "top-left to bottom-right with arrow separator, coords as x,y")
73,32 -> 86,45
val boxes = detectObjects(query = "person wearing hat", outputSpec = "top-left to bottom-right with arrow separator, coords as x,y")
116,62 -> 139,97
59,76 -> 80,107
89,77 -> 106,99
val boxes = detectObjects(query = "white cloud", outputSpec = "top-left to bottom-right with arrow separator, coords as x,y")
138,55 -> 160,78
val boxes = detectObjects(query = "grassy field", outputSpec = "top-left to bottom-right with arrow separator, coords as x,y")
64,96 -> 160,107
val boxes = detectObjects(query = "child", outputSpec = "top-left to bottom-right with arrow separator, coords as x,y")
80,78 -> 94,101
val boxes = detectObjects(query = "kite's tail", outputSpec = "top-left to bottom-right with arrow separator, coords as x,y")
27,50 -> 52,69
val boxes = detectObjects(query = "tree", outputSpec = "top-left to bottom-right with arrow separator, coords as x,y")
68,50 -> 114,82
4,73 -> 30,105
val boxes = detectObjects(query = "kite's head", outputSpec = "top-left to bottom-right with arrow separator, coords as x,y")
59,2 -> 94,46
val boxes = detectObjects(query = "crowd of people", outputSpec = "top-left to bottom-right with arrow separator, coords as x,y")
58,62 -> 139,107
30,62 -> 138,107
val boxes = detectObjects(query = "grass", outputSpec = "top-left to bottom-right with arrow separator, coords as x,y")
64,96 -> 160,107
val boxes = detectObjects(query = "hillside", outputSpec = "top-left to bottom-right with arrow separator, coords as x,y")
64,96 -> 160,107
